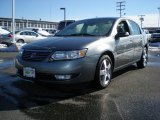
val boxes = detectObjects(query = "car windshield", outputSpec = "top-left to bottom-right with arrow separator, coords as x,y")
56,18 -> 115,37
57,21 -> 75,30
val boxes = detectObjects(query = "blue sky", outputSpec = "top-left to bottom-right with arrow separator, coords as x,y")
0,0 -> 160,22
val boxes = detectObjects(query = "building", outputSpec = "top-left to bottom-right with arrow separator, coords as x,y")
0,17 -> 58,31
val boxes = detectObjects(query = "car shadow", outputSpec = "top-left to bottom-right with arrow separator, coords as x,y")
112,64 -> 138,79
0,65 -> 138,111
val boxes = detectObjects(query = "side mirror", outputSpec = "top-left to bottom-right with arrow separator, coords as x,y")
115,32 -> 129,39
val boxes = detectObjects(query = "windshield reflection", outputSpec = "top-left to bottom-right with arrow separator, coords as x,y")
56,18 -> 115,37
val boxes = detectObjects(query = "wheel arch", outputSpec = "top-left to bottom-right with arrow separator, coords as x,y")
95,50 -> 115,72
17,39 -> 25,43
101,51 -> 115,70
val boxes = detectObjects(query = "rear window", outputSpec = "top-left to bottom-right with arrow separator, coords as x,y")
128,20 -> 141,35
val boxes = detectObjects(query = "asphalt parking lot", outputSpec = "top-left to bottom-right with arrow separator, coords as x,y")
0,49 -> 160,120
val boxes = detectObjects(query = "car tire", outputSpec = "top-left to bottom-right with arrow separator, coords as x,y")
93,55 -> 113,89
137,47 -> 148,68
17,39 -> 25,43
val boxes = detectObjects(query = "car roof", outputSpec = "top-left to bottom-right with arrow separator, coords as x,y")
19,30 -> 37,33
81,17 -> 119,21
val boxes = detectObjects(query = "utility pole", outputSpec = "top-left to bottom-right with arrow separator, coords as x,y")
116,1 -> 126,17
158,7 -> 160,28
138,15 -> 145,28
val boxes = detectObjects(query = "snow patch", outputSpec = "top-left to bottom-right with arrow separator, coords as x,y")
0,43 -> 26,52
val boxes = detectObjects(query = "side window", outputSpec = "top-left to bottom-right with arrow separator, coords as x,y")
20,32 -> 27,35
129,20 -> 141,35
30,32 -> 37,36
117,21 -> 130,34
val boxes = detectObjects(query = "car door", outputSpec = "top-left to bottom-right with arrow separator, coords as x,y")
128,20 -> 143,61
19,31 -> 32,43
29,32 -> 39,42
115,20 -> 134,68
23,31 -> 37,43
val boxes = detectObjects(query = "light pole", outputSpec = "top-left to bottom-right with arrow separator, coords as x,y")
60,8 -> 66,21
12,0 -> 15,43
158,7 -> 160,28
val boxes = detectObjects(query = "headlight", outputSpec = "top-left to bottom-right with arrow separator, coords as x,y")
51,49 -> 87,60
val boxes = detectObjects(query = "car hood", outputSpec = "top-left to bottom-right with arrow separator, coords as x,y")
22,36 -> 103,50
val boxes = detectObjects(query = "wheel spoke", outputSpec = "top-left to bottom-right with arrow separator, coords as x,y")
103,60 -> 107,69
107,72 -> 111,79
100,70 -> 106,76
104,75 -> 108,83
106,63 -> 111,70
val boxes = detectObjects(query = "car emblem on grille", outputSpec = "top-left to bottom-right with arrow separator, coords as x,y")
30,52 -> 37,58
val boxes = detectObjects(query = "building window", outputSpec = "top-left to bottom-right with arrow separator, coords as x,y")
4,21 -> 7,27
38,24 -> 41,28
0,21 -> 2,26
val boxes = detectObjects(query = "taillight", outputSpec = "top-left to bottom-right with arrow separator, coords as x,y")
8,34 -> 13,38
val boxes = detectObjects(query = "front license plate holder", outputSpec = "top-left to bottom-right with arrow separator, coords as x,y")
23,67 -> 35,78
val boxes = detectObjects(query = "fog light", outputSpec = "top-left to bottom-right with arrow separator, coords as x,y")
55,75 -> 72,80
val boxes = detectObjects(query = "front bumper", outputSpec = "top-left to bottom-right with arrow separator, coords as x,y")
15,55 -> 98,84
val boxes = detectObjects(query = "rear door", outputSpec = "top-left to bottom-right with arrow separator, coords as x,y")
20,31 -> 37,43
29,32 -> 39,42
19,31 -> 32,43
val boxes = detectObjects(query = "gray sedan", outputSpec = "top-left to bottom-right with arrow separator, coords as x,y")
15,17 -> 148,88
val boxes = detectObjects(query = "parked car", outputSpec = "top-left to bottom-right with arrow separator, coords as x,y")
15,30 -> 46,43
23,28 -> 51,37
44,29 -> 57,35
15,17 -> 148,88
0,26 -> 10,34
31,28 -> 51,37
143,29 -> 151,41
151,29 -> 160,42
0,27 -> 13,46
0,32 -> 13,46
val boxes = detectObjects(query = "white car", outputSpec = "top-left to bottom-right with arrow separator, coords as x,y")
15,30 -> 46,43
0,26 -> 10,34
143,29 -> 151,41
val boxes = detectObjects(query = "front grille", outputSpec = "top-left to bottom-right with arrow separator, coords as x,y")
22,50 -> 52,62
